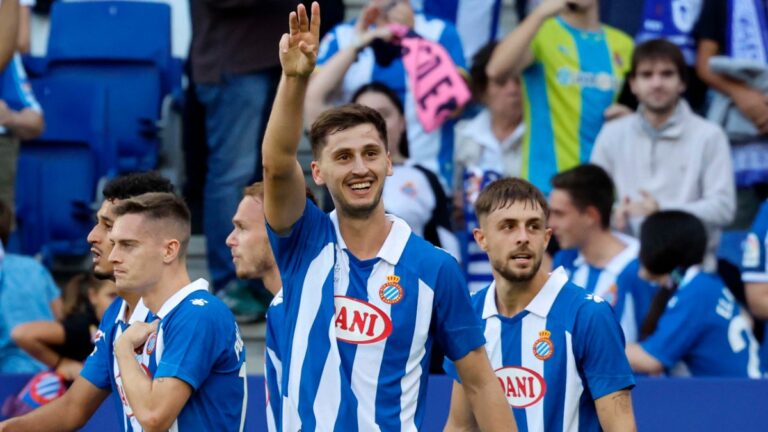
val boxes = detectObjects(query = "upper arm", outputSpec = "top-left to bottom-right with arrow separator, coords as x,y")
433,261 -> 485,361
640,295 -> 700,369
0,0 -> 19,69
625,343 -> 664,375
745,283 -> 768,319
264,159 -> 307,235
444,381 -> 480,432
594,389 -> 637,432
452,347 -> 495,392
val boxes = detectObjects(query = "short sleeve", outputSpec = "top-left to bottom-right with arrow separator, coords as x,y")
442,356 -> 460,382
80,300 -> 121,390
742,202 -> 768,282
640,292 -> 702,369
437,20 -> 466,70
317,26 -> 341,66
267,199 -> 333,281
573,299 -> 635,399
433,258 -> 485,361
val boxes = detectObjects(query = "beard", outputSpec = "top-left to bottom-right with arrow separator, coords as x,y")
333,182 -> 385,220
492,252 -> 544,283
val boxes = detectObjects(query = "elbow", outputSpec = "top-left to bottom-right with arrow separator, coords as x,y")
137,410 -> 175,432
10,324 -> 32,347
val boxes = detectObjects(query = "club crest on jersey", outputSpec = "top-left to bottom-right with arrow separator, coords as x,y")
334,296 -> 393,344
743,233 -> 760,268
533,330 -> 554,361
379,275 -> 404,304
145,332 -> 157,356
495,366 -> 547,408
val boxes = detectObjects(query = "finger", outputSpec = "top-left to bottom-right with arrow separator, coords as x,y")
279,33 -> 290,53
299,42 -> 317,61
298,3 -> 309,33
310,1 -> 321,38
288,11 -> 298,35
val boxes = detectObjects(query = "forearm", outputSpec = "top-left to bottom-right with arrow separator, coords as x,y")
3,109 -> 45,140
626,343 -> 663,375
464,376 -> 516,432
696,40 -> 751,98
305,48 -> 357,126
10,321 -> 67,368
17,6 -> 30,54
0,0 -> 19,69
114,341 -> 159,427
485,10 -> 544,78
12,335 -> 61,368
263,75 -> 309,178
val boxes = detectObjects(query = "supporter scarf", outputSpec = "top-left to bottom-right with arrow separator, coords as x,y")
727,0 -> 768,63
637,0 -> 703,65
388,23 -> 471,133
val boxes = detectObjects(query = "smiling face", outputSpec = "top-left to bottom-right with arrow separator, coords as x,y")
311,123 -> 393,219
226,196 -> 276,279
87,200 -> 117,279
474,199 -> 552,283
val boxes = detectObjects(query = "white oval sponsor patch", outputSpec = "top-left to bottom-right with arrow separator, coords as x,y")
334,296 -> 393,344
495,366 -> 547,408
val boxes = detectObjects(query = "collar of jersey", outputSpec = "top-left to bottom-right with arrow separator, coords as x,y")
153,278 -> 210,319
329,211 -> 412,265
114,297 -> 151,325
482,267 -> 569,319
573,231 -> 639,275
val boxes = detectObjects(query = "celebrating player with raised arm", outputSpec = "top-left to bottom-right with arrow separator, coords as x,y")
261,3 -> 515,431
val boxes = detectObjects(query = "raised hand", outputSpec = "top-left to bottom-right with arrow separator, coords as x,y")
279,2 -> 321,78
532,0 -> 569,20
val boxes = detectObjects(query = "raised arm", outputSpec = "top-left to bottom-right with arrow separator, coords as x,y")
485,0 -> 566,79
263,2 -> 321,234
0,0 -> 19,69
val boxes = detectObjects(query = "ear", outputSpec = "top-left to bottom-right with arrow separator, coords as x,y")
543,227 -> 553,249
585,206 -> 602,228
162,239 -> 182,264
472,227 -> 488,252
310,160 -> 325,186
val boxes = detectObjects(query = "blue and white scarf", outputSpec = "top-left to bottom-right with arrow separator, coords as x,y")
637,0 -> 703,65
728,0 -> 768,63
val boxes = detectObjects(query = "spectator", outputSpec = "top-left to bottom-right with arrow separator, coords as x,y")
0,52 -> 42,215
306,0 -> 467,191
0,200 -> 62,374
11,273 -> 117,382
626,211 -> 762,377
487,0 -> 634,195
0,0 -> 18,68
592,39 -> 735,271
740,201 -> 768,375
696,0 -> 768,228
549,164 -> 657,343
16,0 -> 31,53
454,41 -> 525,292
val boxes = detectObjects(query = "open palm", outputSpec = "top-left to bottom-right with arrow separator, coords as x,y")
280,2 -> 321,78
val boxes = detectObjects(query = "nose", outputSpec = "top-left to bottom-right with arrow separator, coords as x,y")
107,246 -> 120,264
87,225 -> 99,245
514,226 -> 530,245
351,154 -> 368,175
226,230 -> 236,248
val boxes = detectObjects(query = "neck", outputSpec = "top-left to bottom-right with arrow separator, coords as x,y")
643,101 -> 679,129
142,265 -> 192,315
338,206 -> 393,260
262,266 -> 282,295
117,291 -> 141,320
490,110 -> 520,142
494,266 -> 550,317
580,230 -> 626,268
560,6 -> 600,31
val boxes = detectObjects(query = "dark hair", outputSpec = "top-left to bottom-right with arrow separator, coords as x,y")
111,192 -> 192,256
475,177 -> 549,221
351,82 -> 409,158
0,200 -> 11,246
551,164 -> 615,229
243,182 -> 318,206
630,39 -> 688,84
102,171 -> 174,202
640,211 -> 707,275
309,103 -> 389,159
62,272 -> 110,319
469,41 -> 499,99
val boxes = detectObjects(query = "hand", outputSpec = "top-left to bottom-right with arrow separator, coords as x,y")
0,100 -> 11,126
354,7 -> 393,49
116,320 -> 159,354
624,191 -> 659,218
279,2 -> 321,78
603,103 -> 633,121
731,86 -> 768,134
55,357 -> 84,381
533,0 -> 569,20
612,197 -> 630,231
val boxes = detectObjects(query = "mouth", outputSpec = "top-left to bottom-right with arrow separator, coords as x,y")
510,252 -> 533,264
347,180 -> 374,196
90,248 -> 102,263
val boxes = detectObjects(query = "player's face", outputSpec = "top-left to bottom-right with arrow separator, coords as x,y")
87,200 -> 117,279
88,280 -> 119,321
354,91 -> 406,157
475,200 -> 552,283
108,213 -> 166,294
630,60 -> 685,115
548,189 -> 591,249
312,123 -> 393,219
226,196 -> 276,279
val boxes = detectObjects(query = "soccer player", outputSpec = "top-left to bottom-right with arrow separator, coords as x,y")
486,0 -> 634,195
626,211 -> 762,377
0,172 -> 174,431
742,201 -> 768,374
444,178 -> 637,431
549,164 -> 657,342
262,3 -> 515,430
110,192 -> 246,431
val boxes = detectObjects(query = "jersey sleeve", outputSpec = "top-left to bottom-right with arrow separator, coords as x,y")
573,298 -> 635,399
742,202 -> 768,282
80,300 -> 121,390
433,257 -> 485,361
437,20 -> 466,70
640,291 -> 703,369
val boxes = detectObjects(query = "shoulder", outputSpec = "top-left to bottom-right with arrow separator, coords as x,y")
469,285 -> 491,312
167,290 -> 235,326
402,234 -> 462,280
688,113 -> 728,142
4,253 -> 45,271
601,113 -> 639,135
561,282 -> 616,320
603,25 -> 635,50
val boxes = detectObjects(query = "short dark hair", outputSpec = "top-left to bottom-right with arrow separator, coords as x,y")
102,171 -> 174,202
551,164 -> 615,229
630,39 -> 688,84
0,200 -> 11,246
308,104 -> 388,159
475,177 -> 549,221
469,41 -> 498,99
640,210 -> 707,275
111,192 -> 192,256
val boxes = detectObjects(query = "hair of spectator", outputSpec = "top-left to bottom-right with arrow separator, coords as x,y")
469,41 -> 499,99
0,199 -> 11,246
630,38 -> 688,84
102,171 -> 175,202
351,82 -> 409,158
551,164 -> 615,229
111,192 -> 192,257
474,177 -> 549,221
639,210 -> 707,275
244,182 -> 319,206
309,103 -> 389,159
62,272 -> 105,319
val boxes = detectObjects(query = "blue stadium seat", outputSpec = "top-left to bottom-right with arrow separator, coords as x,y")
13,77 -> 108,262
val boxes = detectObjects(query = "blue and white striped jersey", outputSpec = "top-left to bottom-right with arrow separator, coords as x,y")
0,54 -> 41,134
410,0 -> 506,64
552,235 -> 658,343
265,290 -> 284,432
267,199 -> 484,431
444,268 -> 636,432
742,200 -> 768,373
642,267 -> 762,377
317,14 -> 466,190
